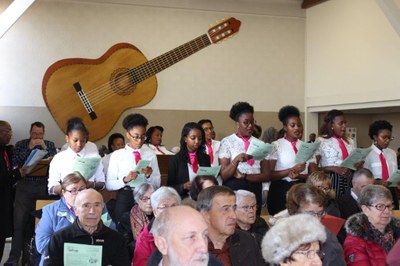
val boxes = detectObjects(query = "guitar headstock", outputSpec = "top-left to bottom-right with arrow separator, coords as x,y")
208,17 -> 241,44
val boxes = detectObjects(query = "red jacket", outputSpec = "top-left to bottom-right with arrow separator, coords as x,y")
132,220 -> 155,266
344,234 -> 387,266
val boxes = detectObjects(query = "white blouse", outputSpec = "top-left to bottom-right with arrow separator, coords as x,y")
318,137 -> 355,167
145,143 -> 174,155
206,139 -> 221,167
48,142 -> 105,194
364,144 -> 398,179
106,144 -> 160,191
218,133 -> 262,175
268,138 -> 314,182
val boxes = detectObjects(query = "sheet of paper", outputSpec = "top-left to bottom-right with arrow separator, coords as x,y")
196,166 -> 221,177
340,147 -> 372,170
294,141 -> 320,164
23,149 -> 48,174
64,242 -> 102,266
133,160 -> 151,172
71,157 -> 101,180
389,170 -> 400,187
246,138 -> 273,160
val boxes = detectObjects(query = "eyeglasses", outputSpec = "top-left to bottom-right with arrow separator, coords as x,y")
238,205 -> 258,212
316,186 -> 331,193
127,131 -> 147,142
368,203 -> 394,212
139,196 -> 151,202
294,250 -> 325,260
157,203 -> 178,210
64,186 -> 87,195
380,136 -> 394,142
301,210 -> 327,218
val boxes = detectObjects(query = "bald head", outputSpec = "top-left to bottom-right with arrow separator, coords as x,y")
152,206 -> 209,266
74,188 -> 103,207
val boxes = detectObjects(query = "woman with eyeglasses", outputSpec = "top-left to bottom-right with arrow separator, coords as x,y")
167,122 -> 210,198
261,213 -> 326,266
36,172 -> 87,265
306,171 -> 341,217
364,120 -> 399,210
130,183 -> 155,241
286,183 -> 346,266
219,102 -> 269,214
344,184 -> 400,265
48,117 -> 106,195
106,113 -> 161,223
235,190 -> 268,248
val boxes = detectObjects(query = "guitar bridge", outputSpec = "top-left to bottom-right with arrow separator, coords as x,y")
73,82 -> 97,120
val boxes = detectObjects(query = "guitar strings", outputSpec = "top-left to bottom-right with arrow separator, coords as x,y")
84,34 -> 211,107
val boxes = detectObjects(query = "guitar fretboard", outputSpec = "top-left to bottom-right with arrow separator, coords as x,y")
128,34 -> 211,84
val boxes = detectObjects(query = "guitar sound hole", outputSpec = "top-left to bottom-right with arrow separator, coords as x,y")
110,68 -> 136,96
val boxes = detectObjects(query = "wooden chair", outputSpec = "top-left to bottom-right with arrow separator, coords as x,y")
157,155 -> 173,186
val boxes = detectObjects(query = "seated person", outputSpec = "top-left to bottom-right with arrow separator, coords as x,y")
102,133 -> 125,174
148,205 -> 223,266
337,168 -> 374,219
133,187 -> 181,266
286,183 -> 345,266
197,186 -> 265,265
130,183 -> 155,240
235,190 -> 268,248
306,171 -> 341,217
36,172 -> 114,265
144,126 -> 174,155
261,213 -> 326,266
344,185 -> 400,265
43,189 -> 129,266
182,175 -> 218,208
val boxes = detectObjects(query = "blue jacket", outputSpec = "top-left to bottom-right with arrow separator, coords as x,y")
35,197 -> 115,266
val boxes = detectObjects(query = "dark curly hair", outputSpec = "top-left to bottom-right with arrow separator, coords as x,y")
229,102 -> 254,121
368,120 -> 393,139
319,109 -> 349,142
145,126 -> 164,144
66,117 -> 89,137
122,113 -> 148,131
178,122 -> 206,164
278,105 -> 300,125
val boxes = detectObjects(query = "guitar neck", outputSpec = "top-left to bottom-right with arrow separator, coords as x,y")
129,34 -> 211,84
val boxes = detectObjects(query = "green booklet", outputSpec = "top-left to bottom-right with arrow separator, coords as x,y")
64,242 -> 102,266
196,166 -> 221,177
127,160 -> 151,188
71,157 -> 101,180
294,141 -> 320,164
246,138 -> 274,160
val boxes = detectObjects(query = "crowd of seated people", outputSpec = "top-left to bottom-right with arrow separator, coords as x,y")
3,101 -> 400,266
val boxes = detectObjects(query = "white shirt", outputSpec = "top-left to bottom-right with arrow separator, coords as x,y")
268,138 -> 315,182
102,153 -> 112,176
218,133 -> 262,175
145,143 -> 174,155
364,144 -> 398,179
205,139 -> 221,167
318,137 -> 355,167
48,141 -> 105,193
106,144 -> 160,190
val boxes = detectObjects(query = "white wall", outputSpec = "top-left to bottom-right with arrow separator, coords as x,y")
0,0 -> 306,146
305,0 -> 400,136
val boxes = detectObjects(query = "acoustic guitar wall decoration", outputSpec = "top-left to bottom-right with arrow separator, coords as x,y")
42,17 -> 241,141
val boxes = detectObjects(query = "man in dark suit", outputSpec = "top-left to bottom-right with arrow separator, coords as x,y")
338,168 -> 374,219
0,121 -> 23,262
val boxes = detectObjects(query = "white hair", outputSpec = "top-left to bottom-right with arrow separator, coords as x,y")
150,186 -> 181,210
235,189 -> 255,205
261,213 -> 327,264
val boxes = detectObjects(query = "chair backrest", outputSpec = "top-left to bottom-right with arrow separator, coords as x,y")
157,155 -> 173,186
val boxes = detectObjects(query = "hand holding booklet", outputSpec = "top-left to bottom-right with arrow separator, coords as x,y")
389,170 -> 400,187
196,166 -> 221,178
246,138 -> 273,160
340,147 -> 372,170
294,141 -> 320,164
127,160 -> 151,188
23,149 -> 48,174
71,157 -> 101,180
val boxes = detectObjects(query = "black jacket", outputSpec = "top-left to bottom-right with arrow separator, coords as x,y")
337,189 -> 361,220
167,150 -> 210,197
44,219 -> 130,266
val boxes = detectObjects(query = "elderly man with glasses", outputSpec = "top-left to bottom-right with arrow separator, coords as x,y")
234,190 -> 268,248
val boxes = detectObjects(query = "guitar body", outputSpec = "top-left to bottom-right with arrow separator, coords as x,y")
42,43 -> 157,140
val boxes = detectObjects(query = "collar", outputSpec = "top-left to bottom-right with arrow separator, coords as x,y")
371,143 -> 386,154
125,143 -> 142,153
350,189 -> 358,201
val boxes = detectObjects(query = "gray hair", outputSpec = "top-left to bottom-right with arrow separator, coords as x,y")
197,186 -> 235,212
261,213 -> 327,265
359,184 -> 392,206
133,183 -> 155,202
353,168 -> 374,181
235,190 -> 255,205
150,186 -> 181,210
